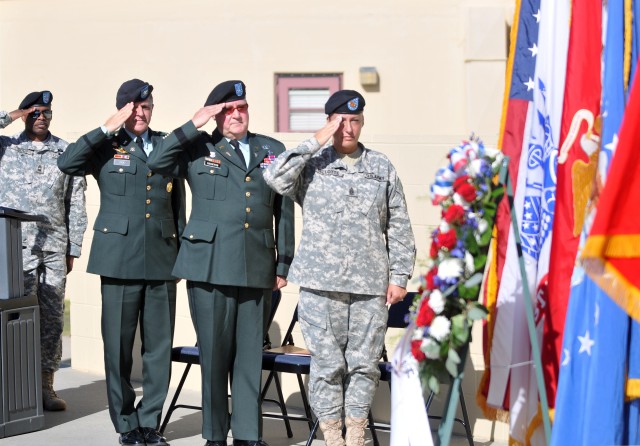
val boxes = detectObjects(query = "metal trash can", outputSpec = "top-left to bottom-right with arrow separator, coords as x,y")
0,295 -> 44,438
0,207 -> 45,437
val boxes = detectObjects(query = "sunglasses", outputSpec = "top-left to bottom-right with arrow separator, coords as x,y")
30,109 -> 53,119
224,104 -> 249,115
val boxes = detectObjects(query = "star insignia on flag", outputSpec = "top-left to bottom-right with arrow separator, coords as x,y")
577,330 -> 595,355
524,77 -> 535,91
533,9 -> 541,23
528,43 -> 538,57
604,133 -> 619,152
561,348 -> 570,366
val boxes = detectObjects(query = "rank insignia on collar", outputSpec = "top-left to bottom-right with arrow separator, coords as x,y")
166,182 -> 173,193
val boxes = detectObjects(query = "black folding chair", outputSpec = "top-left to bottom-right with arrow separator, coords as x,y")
159,290 -> 282,433
261,305 -> 315,443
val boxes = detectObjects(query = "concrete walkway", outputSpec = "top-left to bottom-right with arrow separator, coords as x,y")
1,337 -> 500,446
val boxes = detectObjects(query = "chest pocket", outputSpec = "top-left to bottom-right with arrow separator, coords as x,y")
192,162 -> 228,200
105,161 -> 137,196
355,177 -> 384,217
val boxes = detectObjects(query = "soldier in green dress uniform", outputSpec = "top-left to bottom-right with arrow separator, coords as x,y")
58,79 -> 186,446
147,80 -> 294,446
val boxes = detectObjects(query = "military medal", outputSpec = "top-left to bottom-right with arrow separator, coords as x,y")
113,153 -> 131,166
204,157 -> 221,168
260,150 -> 276,169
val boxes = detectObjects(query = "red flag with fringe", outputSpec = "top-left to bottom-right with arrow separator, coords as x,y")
582,67 -> 640,320
544,0 -> 602,407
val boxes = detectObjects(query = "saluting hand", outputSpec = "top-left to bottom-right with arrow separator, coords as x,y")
191,104 -> 226,129
313,114 -> 343,147
103,102 -> 135,134
386,284 -> 407,305
8,107 -> 35,122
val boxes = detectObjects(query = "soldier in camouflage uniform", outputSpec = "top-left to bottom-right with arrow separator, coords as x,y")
264,90 -> 416,446
0,91 -> 88,412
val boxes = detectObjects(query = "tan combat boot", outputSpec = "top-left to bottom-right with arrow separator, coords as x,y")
42,370 -> 67,411
319,418 -> 346,446
345,417 -> 368,446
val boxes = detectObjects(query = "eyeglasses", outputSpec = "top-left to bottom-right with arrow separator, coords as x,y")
224,104 -> 249,115
30,110 -> 53,120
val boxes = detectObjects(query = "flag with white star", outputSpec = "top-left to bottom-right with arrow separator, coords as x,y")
478,0 -> 570,444
553,1 -> 640,443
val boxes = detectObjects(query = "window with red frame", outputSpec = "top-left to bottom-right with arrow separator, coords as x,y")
275,74 -> 341,132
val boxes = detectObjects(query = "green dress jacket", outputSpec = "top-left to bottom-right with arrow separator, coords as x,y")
147,121 -> 294,288
57,128 -> 186,280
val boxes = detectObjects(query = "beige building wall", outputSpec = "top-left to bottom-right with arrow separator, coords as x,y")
1,0 -> 512,442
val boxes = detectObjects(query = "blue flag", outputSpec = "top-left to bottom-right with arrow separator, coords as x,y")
551,0 -> 640,444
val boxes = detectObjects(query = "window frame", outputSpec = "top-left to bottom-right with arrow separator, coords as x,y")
275,74 -> 342,132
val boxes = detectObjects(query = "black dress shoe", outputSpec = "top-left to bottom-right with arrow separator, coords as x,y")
142,427 -> 170,445
119,428 -> 145,445
205,441 -> 227,446
232,441 -> 269,446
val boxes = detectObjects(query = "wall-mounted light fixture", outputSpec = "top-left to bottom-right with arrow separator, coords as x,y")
359,67 -> 379,87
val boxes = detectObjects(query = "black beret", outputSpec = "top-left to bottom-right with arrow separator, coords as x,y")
205,80 -> 246,106
19,91 -> 53,110
116,79 -> 153,109
325,90 -> 365,115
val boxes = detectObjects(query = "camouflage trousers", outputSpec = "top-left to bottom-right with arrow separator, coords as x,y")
23,249 -> 67,373
298,288 -> 387,421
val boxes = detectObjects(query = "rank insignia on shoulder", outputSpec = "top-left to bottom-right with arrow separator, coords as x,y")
166,182 -> 173,193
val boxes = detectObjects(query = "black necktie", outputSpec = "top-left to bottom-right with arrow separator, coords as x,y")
230,140 -> 246,167
135,137 -> 144,151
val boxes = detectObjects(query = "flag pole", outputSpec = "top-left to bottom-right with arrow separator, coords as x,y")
500,157 -> 552,444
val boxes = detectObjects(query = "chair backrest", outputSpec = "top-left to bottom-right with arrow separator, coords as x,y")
280,305 -> 299,347
387,291 -> 416,329
267,290 -> 282,330
264,289 -> 282,349
381,291 -> 416,361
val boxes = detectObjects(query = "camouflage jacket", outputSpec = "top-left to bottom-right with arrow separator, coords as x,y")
264,137 -> 416,295
0,112 -> 87,256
